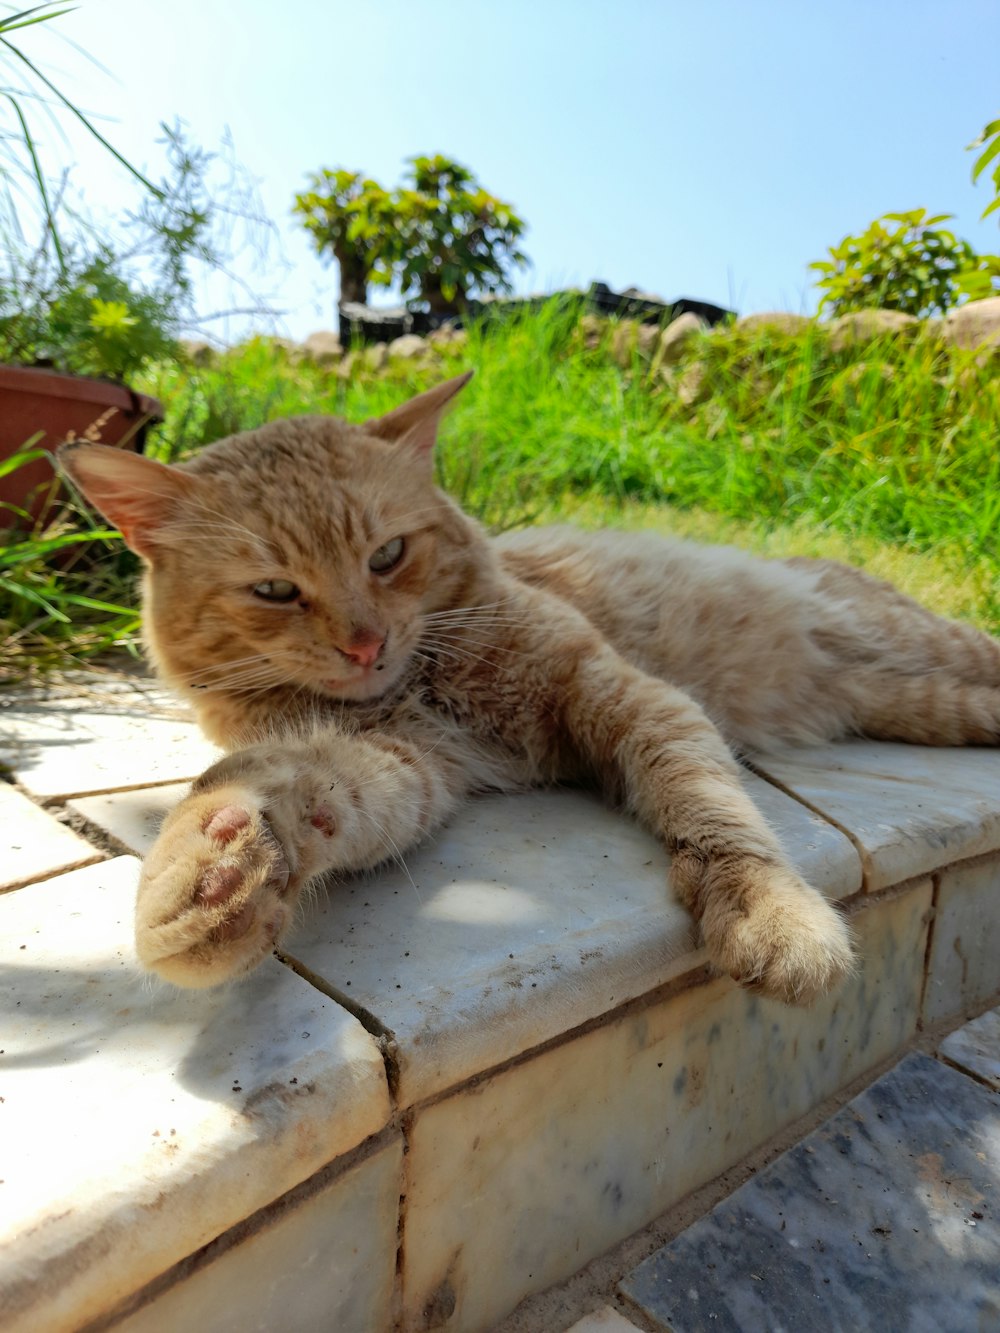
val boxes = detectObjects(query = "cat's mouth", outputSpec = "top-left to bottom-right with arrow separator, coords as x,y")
316,662 -> 398,702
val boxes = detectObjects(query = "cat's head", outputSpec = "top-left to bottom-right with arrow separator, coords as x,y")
60,373 -> 489,707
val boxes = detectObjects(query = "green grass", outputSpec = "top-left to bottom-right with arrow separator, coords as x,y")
3,297 -> 999,682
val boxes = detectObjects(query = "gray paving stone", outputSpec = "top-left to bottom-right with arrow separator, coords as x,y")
619,1053 -> 1000,1333
941,1007 -> 1000,1091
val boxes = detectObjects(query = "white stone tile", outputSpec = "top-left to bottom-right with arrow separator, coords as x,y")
400,885 -> 930,1332
563,1307 -> 642,1332
0,692 -> 221,798
0,858 -> 392,1333
68,782 -> 190,855
0,781 -> 103,889
751,741 -> 1000,892
923,857 -> 1000,1023
939,1005 -> 1000,1090
117,1139 -> 402,1333
286,778 -> 860,1106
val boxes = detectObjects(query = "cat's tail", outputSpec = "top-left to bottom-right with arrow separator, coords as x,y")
839,667 -> 1000,745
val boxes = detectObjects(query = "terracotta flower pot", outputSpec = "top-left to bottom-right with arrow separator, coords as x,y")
0,365 -> 163,524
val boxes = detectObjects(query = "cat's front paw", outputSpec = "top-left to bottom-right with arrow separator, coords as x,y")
136,787 -> 294,988
683,855 -> 854,1005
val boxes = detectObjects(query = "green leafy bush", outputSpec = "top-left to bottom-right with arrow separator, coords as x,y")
810,208 -> 1000,316
969,118 -> 1000,221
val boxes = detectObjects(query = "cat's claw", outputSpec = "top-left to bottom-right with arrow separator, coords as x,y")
135,788 -> 293,988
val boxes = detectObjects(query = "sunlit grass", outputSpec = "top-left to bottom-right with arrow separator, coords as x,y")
3,297 -> 999,682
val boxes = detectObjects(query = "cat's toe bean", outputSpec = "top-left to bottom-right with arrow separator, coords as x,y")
135,787 -> 296,988
203,804 -> 253,843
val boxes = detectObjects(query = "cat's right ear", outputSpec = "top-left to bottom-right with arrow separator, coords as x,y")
364,371 -> 473,456
58,443 -> 194,557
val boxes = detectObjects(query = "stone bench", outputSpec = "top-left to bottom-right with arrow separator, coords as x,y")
2,684 -> 1000,1331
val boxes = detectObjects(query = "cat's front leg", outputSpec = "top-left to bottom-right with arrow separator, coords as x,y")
135,726 -> 474,988
562,649 -> 854,1004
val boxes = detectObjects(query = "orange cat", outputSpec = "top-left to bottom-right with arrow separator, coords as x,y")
61,374 -> 999,1002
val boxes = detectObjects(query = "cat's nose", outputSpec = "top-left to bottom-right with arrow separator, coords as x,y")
341,634 -> 386,668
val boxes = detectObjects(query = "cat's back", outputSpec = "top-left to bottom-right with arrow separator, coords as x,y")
495,525 -> 821,659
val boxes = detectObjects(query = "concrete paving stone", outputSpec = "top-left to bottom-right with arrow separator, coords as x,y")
619,1052 -> 1000,1333
0,690 -> 221,798
399,886 -> 931,1332
0,857 -> 392,1333
68,782 -> 190,855
923,857 -> 1000,1023
116,1139 -> 403,1333
941,1006 -> 1000,1091
0,781 -> 103,890
286,775 -> 861,1107
563,1307 -> 644,1332
751,741 -> 1000,892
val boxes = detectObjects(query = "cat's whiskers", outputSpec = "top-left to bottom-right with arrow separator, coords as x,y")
418,635 -> 502,670
173,652 -> 280,684
426,629 -> 524,657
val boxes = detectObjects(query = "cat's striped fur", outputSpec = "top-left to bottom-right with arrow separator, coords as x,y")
60,374 -> 1000,1002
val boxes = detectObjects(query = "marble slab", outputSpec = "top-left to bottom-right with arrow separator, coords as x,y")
0,858 -> 392,1333
0,692 -> 220,798
68,782 -> 190,855
0,780 -> 103,890
751,741 -> 1000,892
940,1006 -> 1000,1091
924,858 -> 1000,1023
399,885 -> 930,1332
285,777 -> 860,1107
116,1138 -> 402,1333
619,1053 -> 1000,1332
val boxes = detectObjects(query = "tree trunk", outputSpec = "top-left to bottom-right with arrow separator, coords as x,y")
335,246 -> 369,306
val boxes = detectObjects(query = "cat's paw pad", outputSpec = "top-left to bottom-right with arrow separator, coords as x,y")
702,862 -> 854,1005
135,789 -> 293,989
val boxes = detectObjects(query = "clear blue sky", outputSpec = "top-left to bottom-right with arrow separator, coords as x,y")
12,0 -> 1000,340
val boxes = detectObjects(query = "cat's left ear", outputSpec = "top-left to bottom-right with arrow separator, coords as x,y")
58,442 -> 196,557
364,371 -> 472,455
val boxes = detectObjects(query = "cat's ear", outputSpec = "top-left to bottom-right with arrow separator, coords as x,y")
364,371 -> 472,455
58,443 -> 195,558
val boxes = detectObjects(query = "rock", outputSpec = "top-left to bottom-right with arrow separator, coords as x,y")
940,296 -> 1000,352
334,351 -> 358,380
734,312 -> 811,336
828,309 -> 918,351
427,326 -> 468,348
178,339 -> 215,365
610,319 -> 659,367
656,312 -> 707,366
301,331 -> 343,366
577,314 -> 606,350
362,344 -> 388,372
387,334 -> 429,360
676,361 -> 710,407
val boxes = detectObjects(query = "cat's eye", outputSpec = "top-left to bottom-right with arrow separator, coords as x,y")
369,537 -> 405,573
252,579 -> 301,603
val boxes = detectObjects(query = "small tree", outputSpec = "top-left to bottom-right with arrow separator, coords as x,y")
293,155 -> 527,315
293,169 -> 398,306
810,209 -> 1000,317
